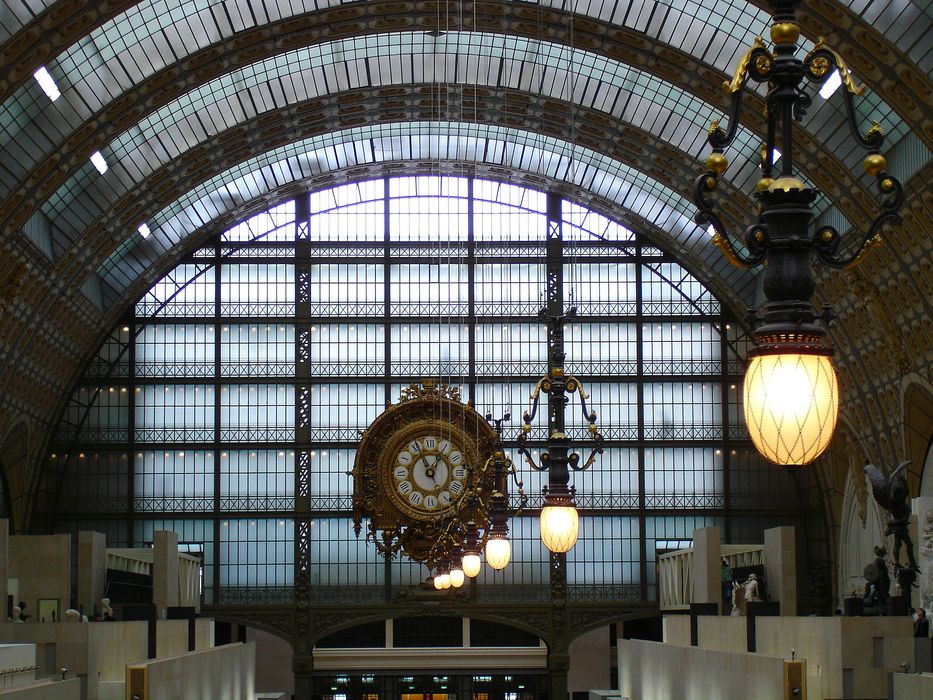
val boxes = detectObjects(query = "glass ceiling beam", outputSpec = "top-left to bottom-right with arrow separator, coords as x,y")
76,121 -> 755,306
36,32 -> 793,222
0,2 -> 921,204
98,163 -> 748,338
0,0 -> 926,119
33,31 -> 862,216
3,26 -> 888,270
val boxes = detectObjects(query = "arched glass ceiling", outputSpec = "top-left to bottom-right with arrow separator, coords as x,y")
41,32 -> 791,226
40,29 -> 868,262
95,120 -> 755,300
543,0 -> 930,70
0,0 -> 913,193
833,0 -> 932,69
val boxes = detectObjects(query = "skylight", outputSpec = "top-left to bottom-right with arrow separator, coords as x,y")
819,70 -> 842,99
33,66 -> 61,101
90,151 -> 108,174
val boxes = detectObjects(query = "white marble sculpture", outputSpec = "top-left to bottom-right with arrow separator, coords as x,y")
731,581 -> 746,616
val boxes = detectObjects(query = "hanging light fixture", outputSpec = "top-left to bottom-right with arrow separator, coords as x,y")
461,520 -> 482,578
693,0 -> 902,466
484,533 -> 511,571
419,417 -> 526,583
484,476 -> 513,570
539,490 -> 580,554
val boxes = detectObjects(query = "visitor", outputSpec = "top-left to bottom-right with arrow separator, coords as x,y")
915,608 -> 929,638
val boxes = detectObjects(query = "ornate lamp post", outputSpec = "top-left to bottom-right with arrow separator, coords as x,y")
518,197 -> 603,553
694,0 -> 903,466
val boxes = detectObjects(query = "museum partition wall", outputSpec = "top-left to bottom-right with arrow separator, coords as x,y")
33,176 -> 825,611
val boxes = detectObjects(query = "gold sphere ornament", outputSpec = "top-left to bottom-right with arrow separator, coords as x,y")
770,22 -> 799,45
705,152 -> 728,175
754,177 -> 774,193
820,229 -> 834,243
863,154 -> 886,177
880,178 -> 894,192
768,176 -> 805,193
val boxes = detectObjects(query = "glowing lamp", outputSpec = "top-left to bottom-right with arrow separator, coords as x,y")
462,553 -> 481,578
485,535 -> 511,570
540,504 -> 580,553
744,338 -> 838,466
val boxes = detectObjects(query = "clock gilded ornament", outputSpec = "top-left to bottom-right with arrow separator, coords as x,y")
351,382 -> 497,564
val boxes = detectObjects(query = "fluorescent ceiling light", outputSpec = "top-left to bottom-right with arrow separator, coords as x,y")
819,70 -> 842,99
706,224 -> 716,237
90,151 -> 108,174
138,223 -> 151,238
33,66 -> 60,101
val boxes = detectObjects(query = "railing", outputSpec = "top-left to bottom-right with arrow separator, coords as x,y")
107,548 -> 202,612
214,583 -> 648,607
658,544 -> 763,610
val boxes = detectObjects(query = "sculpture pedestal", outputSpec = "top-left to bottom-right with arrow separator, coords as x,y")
844,597 -> 863,616
888,595 -> 909,616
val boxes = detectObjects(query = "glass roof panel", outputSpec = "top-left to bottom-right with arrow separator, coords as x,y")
44,31 -> 847,247
95,121 -> 754,299
0,1 -> 910,207
837,0 -> 932,71
0,0 -> 54,43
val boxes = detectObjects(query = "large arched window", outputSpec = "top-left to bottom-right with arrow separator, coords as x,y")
38,176 -> 815,606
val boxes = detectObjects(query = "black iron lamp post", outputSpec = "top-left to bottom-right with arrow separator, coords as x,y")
694,0 -> 903,466
518,198 -> 603,553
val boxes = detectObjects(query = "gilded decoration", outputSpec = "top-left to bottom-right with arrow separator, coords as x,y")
351,381 -> 498,565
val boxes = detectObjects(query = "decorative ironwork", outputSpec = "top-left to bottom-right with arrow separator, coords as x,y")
352,381 -> 506,574
692,0 -> 903,467
516,195 -> 604,552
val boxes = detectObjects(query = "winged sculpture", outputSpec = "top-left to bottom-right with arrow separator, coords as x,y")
864,461 -> 919,572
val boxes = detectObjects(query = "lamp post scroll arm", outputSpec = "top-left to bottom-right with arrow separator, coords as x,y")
814,174 -> 903,269
802,42 -> 884,151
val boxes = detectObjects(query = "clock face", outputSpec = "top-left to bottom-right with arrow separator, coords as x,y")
392,434 -> 468,516
352,383 -> 497,544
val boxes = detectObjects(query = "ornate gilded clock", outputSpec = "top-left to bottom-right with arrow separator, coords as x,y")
351,381 -> 497,564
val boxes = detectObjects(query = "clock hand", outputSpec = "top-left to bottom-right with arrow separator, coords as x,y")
423,456 -> 439,482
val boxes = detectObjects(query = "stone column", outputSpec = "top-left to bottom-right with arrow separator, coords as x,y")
0,519 -> 7,621
915,497 -> 933,613
764,526 -> 796,615
293,652 -> 313,700
692,526 -> 721,609
152,530 -> 179,617
77,531 -> 107,616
